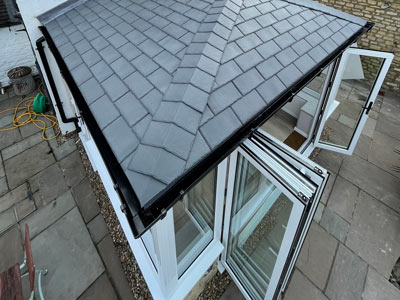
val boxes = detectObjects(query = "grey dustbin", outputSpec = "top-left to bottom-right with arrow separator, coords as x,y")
7,66 -> 36,96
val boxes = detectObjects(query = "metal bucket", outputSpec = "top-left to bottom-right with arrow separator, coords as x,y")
7,66 -> 36,96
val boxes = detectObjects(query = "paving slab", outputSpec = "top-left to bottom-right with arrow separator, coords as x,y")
1,131 -> 43,161
320,172 -> 336,205
327,176 -> 359,222
14,198 -> 36,221
353,133 -> 372,160
283,269 -> 328,300
87,214 -> 109,244
29,163 -> 68,206
313,202 -> 324,223
0,225 -> 23,271
368,130 -> 400,179
0,128 -> 22,152
72,178 -> 100,223
31,208 -> 104,300
97,235 -> 133,300
219,282 -> 245,300
4,142 -> 55,189
339,155 -> 400,213
325,244 -> 367,300
0,208 -> 16,234
296,222 -> 337,290
346,191 -> 400,279
314,150 -> 344,174
52,139 -> 77,161
0,156 -> 4,178
19,122 -> 42,138
0,183 -> 28,214
21,190 -> 75,239
362,117 -> 377,139
362,267 -> 400,300
376,95 -> 400,141
0,115 -> 13,128
320,207 -> 350,243
78,273 -> 118,300
0,176 -> 8,196
59,151 -> 86,187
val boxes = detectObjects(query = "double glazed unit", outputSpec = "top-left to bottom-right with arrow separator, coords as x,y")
17,0 -> 394,299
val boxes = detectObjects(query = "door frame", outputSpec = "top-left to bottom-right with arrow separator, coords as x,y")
219,132 -> 328,300
313,48 -> 394,155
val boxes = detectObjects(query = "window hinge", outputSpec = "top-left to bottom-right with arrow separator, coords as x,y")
297,191 -> 309,202
314,166 -> 323,175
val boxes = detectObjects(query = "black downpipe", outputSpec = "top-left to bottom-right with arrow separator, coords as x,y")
36,36 -> 80,131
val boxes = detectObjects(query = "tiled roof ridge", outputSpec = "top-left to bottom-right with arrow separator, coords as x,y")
284,0 -> 366,26
127,0 -> 245,182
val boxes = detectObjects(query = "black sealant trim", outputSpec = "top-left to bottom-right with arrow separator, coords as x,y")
39,21 -> 373,238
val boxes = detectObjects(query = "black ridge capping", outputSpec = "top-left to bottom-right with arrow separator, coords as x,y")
39,19 -> 374,238
39,26 -> 145,237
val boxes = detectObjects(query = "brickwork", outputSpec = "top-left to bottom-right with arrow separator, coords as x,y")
317,0 -> 400,91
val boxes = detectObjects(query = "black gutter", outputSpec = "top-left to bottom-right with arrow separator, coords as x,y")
36,36 -> 80,131
39,26 -> 145,237
39,21 -> 373,238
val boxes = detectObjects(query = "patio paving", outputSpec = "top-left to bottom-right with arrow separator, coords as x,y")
221,91 -> 400,300
0,89 -> 131,299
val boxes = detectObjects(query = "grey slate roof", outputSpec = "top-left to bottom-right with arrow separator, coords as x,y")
42,0 -> 366,207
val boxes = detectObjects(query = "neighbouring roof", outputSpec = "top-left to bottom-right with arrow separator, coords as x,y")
40,0 -> 367,233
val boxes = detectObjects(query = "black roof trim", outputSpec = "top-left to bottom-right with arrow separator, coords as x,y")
39,22 -> 373,238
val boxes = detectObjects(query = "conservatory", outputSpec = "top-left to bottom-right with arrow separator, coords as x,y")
17,0 -> 393,299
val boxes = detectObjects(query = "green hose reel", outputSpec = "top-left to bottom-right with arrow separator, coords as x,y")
32,93 -> 47,114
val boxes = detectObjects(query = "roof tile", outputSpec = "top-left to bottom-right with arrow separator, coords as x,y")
115,92 -> 148,127
80,78 -> 105,104
257,56 -> 283,80
90,95 -> 120,129
209,82 -> 241,114
91,60 -> 114,82
104,117 -> 138,162
232,89 -> 266,123
200,108 -> 242,149
233,68 -> 264,95
257,75 -> 286,103
124,71 -> 153,98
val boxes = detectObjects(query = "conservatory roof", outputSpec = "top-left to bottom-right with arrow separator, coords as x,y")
40,0 -> 368,236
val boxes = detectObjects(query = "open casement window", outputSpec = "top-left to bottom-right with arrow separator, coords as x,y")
220,130 -> 328,300
314,48 -> 394,155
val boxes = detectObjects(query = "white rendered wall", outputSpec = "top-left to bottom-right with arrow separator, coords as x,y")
16,0 -> 76,134
0,24 -> 36,87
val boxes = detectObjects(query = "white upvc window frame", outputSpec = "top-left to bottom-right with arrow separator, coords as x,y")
313,48 -> 394,155
219,131 -> 328,300
140,159 -> 227,300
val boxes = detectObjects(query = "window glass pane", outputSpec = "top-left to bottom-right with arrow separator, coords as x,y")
173,168 -> 216,276
227,154 -> 294,300
261,63 -> 331,150
319,54 -> 383,148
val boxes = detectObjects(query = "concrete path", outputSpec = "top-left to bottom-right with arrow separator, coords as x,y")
221,91 -> 400,300
0,89 -> 132,299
